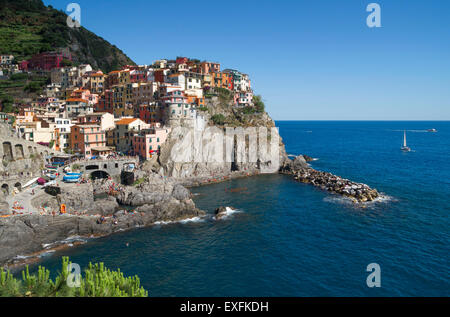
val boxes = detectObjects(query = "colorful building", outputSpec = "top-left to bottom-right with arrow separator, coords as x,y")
138,102 -> 161,124
66,98 -> 93,118
200,61 -> 220,74
88,71 -> 106,94
110,117 -> 149,153
77,112 -> 115,131
0,55 -> 14,65
96,89 -> 114,114
27,51 -> 72,71
132,127 -> 171,160
211,72 -> 233,90
70,124 -> 106,158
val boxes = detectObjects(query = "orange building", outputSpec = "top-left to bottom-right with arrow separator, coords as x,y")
200,61 -> 220,74
187,96 -> 205,108
211,72 -> 233,90
70,124 -> 106,158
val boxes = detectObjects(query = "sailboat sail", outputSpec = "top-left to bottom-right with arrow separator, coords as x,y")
403,131 -> 407,147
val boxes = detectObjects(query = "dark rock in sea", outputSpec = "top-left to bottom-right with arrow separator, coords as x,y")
302,155 -> 315,162
293,155 -> 309,169
215,206 -> 235,220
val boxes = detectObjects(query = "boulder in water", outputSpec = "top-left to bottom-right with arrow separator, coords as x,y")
215,206 -> 236,220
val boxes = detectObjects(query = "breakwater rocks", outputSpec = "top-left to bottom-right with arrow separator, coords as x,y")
281,155 -> 379,203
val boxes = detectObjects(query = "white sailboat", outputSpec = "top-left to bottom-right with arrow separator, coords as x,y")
401,130 -> 411,152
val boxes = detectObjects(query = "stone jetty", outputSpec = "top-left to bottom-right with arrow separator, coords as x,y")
281,155 -> 379,203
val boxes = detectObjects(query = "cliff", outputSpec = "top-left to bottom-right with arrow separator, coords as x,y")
150,94 -> 289,181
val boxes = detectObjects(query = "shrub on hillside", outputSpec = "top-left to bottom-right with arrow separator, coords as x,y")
211,114 -> 226,125
0,257 -> 148,297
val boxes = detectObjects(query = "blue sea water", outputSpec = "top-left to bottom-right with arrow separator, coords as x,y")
30,121 -> 449,296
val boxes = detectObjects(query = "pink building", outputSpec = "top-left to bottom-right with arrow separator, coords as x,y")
132,127 -> 171,160
234,91 -> 254,107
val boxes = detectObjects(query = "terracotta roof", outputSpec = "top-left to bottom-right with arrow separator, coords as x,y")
90,72 -> 104,77
66,98 -> 88,103
115,118 -> 138,125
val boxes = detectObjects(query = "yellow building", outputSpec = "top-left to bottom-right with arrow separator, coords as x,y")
112,83 -> 134,117
89,72 -> 106,94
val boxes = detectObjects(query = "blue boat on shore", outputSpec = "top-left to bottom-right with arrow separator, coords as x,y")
63,174 -> 81,182
65,172 -> 82,176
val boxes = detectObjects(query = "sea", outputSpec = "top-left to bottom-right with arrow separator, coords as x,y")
28,121 -> 449,296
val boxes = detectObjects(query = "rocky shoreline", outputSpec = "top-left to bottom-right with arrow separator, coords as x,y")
0,154 -> 381,268
281,155 -> 380,203
0,173 -> 204,268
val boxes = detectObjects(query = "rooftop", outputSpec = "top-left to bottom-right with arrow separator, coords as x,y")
115,118 -> 138,125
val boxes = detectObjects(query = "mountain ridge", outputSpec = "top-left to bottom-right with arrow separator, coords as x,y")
0,0 -> 135,73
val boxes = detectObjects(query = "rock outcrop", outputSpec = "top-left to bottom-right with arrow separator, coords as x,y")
214,207 -> 227,220
156,120 -> 289,179
282,155 -> 380,203
0,172 -> 204,266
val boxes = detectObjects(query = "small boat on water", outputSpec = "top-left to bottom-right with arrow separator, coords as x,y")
427,129 -> 437,133
401,130 -> 411,152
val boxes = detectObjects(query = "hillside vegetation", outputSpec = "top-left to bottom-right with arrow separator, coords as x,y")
0,0 -> 135,73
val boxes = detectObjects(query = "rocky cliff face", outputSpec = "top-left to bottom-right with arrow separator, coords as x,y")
153,98 -> 289,180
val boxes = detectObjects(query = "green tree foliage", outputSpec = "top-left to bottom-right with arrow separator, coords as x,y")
0,257 -> 148,297
0,95 -> 14,113
60,59 -> 73,67
242,106 -> 256,114
10,73 -> 29,81
24,81 -> 42,93
211,114 -> 226,125
253,95 -> 265,113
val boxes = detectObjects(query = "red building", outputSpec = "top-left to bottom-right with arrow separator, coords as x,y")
27,51 -> 72,71
96,89 -> 114,114
176,57 -> 189,64
105,71 -> 120,89
153,69 -> 166,83
19,60 -> 29,71
130,70 -> 148,83
138,103 -> 160,124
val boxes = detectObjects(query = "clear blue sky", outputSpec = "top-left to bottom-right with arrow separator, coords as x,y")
44,0 -> 450,120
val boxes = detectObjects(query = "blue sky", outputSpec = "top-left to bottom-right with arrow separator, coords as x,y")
44,0 -> 450,120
